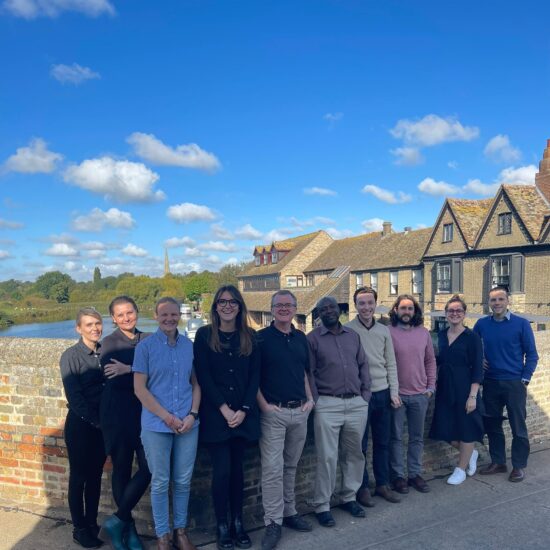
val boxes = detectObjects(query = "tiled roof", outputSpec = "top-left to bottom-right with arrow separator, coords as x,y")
448,198 -> 493,247
304,227 -> 432,273
242,231 -> 328,277
502,185 -> 550,241
242,267 -> 350,315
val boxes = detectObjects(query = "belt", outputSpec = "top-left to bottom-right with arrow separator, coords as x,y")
319,392 -> 359,399
270,400 -> 305,409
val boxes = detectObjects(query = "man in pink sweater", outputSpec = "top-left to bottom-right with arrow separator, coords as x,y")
388,295 -> 436,494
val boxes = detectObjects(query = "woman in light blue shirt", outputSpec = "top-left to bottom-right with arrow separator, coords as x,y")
134,297 -> 201,550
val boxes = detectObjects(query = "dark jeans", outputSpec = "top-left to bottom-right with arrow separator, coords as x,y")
483,379 -> 530,469
361,389 -> 391,488
64,410 -> 106,529
206,437 -> 247,523
110,439 -> 151,521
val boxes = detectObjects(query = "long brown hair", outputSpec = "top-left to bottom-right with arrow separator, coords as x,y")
389,294 -> 424,327
209,285 -> 253,356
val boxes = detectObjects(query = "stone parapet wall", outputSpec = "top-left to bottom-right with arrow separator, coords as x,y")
1,334 -> 549,534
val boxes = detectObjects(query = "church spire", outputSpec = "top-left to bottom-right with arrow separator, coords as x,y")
164,248 -> 171,275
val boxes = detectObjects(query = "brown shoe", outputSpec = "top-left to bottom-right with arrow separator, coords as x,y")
157,533 -> 171,550
408,475 -> 430,493
374,485 -> 401,503
173,528 -> 197,550
391,477 -> 409,494
356,487 -> 375,507
479,463 -> 507,475
508,468 -> 525,482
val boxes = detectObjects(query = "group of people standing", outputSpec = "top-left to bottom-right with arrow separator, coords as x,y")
59,284 -> 539,550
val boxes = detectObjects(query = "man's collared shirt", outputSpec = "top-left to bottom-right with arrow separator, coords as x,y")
307,323 -> 371,402
258,322 -> 308,404
133,328 -> 195,432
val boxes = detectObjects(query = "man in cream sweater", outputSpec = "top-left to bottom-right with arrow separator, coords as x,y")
346,287 -> 401,505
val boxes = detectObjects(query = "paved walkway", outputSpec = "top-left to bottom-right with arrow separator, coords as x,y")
2,443 -> 550,549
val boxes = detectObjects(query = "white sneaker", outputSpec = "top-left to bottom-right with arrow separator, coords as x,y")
467,449 -> 479,476
447,467 -> 467,485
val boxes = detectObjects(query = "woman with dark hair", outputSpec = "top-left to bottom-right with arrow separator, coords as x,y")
99,296 -> 151,550
60,308 -> 106,549
194,285 -> 260,550
429,295 -> 484,485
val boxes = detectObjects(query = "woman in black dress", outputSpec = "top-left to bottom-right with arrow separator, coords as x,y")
99,296 -> 151,550
429,294 -> 484,485
60,308 -> 106,549
194,285 -> 260,550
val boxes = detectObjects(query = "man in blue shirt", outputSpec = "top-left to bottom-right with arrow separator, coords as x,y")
473,286 -> 538,482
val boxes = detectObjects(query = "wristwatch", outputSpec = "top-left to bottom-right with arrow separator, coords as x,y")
189,411 -> 199,420
521,379 -> 529,387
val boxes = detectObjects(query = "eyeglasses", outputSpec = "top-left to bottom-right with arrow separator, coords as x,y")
446,309 -> 465,315
217,299 -> 239,307
273,303 -> 296,310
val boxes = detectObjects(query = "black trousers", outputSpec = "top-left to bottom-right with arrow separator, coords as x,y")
482,379 -> 530,469
64,410 -> 106,528
206,437 -> 247,523
110,438 -> 151,521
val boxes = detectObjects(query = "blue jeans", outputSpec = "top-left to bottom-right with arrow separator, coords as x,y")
361,389 -> 392,488
141,427 -> 199,537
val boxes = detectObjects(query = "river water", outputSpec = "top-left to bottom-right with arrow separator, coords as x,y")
0,317 -> 163,339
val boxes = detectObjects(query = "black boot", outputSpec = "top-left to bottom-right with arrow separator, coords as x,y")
231,516 -> 251,549
216,522 -> 234,550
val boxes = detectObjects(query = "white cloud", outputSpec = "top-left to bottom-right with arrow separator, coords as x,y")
390,114 -> 479,147
391,147 -> 423,166
361,218 -> 384,232
234,224 -> 263,240
64,157 -> 164,203
122,244 -> 148,257
314,216 -> 336,226
326,227 -> 354,238
167,202 -> 216,223
484,134 -> 521,164
0,218 -> 24,229
45,243 -> 79,256
127,132 -> 220,172
448,160 -> 459,169
362,184 -> 412,204
418,177 -> 461,196
211,223 -> 234,240
3,0 -> 115,19
72,207 -> 135,231
303,186 -> 337,196
0,250 -> 10,260
184,247 -> 205,258
50,63 -> 100,85
165,236 -> 195,248
4,138 -> 63,173
498,165 -> 537,185
85,249 -> 106,258
199,241 -> 238,252
323,112 -> 343,123
263,228 -> 297,242
462,179 -> 498,196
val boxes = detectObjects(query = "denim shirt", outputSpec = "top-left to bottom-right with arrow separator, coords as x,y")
132,328 -> 195,433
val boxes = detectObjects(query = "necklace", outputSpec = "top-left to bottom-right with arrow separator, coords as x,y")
220,330 -> 236,342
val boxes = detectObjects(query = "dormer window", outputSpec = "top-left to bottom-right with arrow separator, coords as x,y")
498,212 -> 512,235
442,223 -> 453,243
271,251 -> 278,264
263,252 -> 269,264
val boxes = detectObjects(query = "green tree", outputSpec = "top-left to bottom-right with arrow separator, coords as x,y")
32,271 -> 75,301
182,272 -> 217,302
93,267 -> 102,286
214,263 -> 247,287
115,275 -> 162,304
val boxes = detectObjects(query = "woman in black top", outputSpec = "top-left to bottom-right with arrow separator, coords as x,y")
194,285 -> 260,550
99,296 -> 151,550
60,308 -> 106,549
429,295 -> 484,486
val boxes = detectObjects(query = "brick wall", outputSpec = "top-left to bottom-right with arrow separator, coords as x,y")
1,334 -> 550,534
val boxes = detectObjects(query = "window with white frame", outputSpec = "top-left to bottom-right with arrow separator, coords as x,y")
356,273 -> 364,288
306,274 -> 314,287
370,272 -> 378,291
389,271 -> 398,295
271,251 -> 278,263
286,276 -> 297,287
491,256 -> 510,287
436,262 -> 451,292
412,269 -> 423,294
254,255 -> 260,266
442,223 -> 453,243
263,252 -> 269,264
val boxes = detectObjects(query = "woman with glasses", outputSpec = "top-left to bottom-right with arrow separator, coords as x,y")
99,296 -> 151,550
194,285 -> 260,550
429,294 -> 484,485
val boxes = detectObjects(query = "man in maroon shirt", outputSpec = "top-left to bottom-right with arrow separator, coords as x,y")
307,296 -> 371,528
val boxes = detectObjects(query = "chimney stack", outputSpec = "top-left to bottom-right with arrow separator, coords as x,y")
404,226 -> 412,233
382,221 -> 392,236
535,139 -> 550,203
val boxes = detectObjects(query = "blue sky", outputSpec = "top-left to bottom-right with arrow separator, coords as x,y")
1,0 -> 549,281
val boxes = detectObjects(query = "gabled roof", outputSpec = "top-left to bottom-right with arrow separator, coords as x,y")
447,198 -> 493,247
305,227 -> 432,273
243,231 -> 330,277
473,185 -> 550,247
